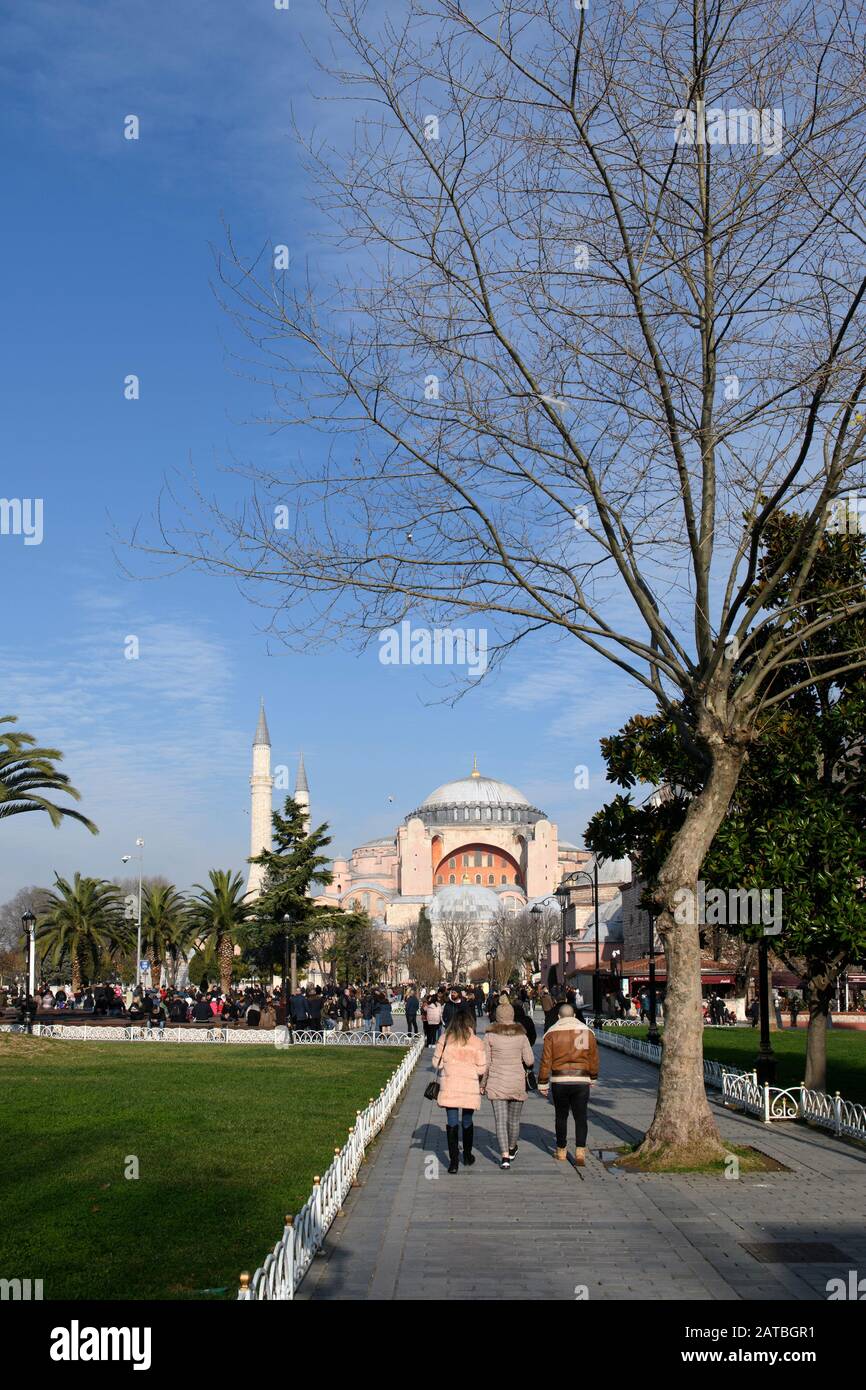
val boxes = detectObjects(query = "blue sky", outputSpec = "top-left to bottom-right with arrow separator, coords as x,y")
0,0 -> 652,901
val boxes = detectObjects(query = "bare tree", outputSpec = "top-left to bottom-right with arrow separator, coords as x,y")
146,1 -> 866,1164
437,913 -> 478,981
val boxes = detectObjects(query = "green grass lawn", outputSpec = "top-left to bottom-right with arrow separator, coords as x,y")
614,1024 -> 866,1103
0,1034 -> 404,1300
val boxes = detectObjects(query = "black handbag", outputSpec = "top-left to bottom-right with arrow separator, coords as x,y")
524,1065 -> 539,1092
424,1037 -> 447,1100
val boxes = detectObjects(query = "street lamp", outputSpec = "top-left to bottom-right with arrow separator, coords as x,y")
21,909 -> 36,998
544,864 -> 600,1015
122,837 -> 145,992
755,935 -> 776,1085
485,950 -> 498,992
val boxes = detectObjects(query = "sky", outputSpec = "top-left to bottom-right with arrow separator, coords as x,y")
0,0 -> 653,903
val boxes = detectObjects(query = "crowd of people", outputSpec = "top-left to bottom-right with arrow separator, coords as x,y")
3,979 -> 403,1035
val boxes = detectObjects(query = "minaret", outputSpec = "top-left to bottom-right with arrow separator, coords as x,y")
246,700 -> 273,898
295,751 -> 310,834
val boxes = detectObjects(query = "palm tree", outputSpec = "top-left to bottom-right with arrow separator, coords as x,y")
0,716 -> 97,834
141,883 -> 192,989
37,873 -> 127,993
188,870 -> 250,996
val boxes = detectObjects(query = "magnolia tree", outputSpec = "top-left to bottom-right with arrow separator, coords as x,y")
151,1 -> 866,1164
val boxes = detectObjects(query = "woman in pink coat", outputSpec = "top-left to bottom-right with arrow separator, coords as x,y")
431,1010 -> 487,1173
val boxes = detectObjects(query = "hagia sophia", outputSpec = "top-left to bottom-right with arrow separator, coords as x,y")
243,701 -> 617,979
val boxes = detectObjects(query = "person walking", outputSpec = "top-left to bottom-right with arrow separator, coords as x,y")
425,996 -> 442,1047
404,988 -> 420,1035
540,987 -> 559,1033
483,1001 -> 535,1169
432,1011 -> 487,1173
538,1003 -> 599,1166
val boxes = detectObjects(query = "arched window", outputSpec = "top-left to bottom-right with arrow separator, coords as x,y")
436,875 -> 443,885
475,807 -> 481,820
496,808 -> 502,821
501,874 -> 507,884
449,857 -> 456,869
449,874 -> 456,884
484,807 -> 491,820
475,874 -> 482,884
488,874 -> 495,885
453,808 -> 459,822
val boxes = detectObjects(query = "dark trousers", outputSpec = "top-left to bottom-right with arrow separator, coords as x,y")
553,1085 -> 590,1147
406,1014 -> 418,1034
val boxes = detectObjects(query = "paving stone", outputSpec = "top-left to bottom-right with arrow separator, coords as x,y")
297,1021 -> 866,1302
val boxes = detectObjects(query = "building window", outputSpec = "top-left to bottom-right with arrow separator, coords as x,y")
484,807 -> 491,820
463,854 -> 469,866
475,807 -> 481,820
486,854 -> 493,867
496,808 -> 502,821
501,874 -> 507,884
449,874 -> 455,884
436,875 -> 443,884
449,857 -> 456,869
474,852 -> 482,867
488,874 -> 495,884
475,874 -> 482,884
462,874 -> 469,884
453,809 -> 459,822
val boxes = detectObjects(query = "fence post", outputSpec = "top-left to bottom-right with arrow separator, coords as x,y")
284,1215 -> 294,1298
763,1082 -> 771,1123
834,1091 -> 842,1136
798,1084 -> 805,1120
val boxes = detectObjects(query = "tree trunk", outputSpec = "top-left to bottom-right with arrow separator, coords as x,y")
71,950 -> 82,995
291,943 -> 298,994
217,933 -> 234,996
804,1001 -> 829,1093
636,720 -> 749,1167
152,956 -> 162,990
803,972 -> 839,1093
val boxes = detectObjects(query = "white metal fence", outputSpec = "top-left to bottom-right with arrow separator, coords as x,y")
237,1035 -> 425,1300
0,1022 -> 415,1046
596,1025 -> 866,1143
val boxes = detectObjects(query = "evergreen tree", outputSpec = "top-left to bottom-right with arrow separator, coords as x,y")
247,795 -> 336,983
416,905 -> 433,955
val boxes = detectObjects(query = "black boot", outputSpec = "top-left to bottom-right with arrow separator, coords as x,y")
462,1122 -> 476,1166
446,1125 -> 460,1174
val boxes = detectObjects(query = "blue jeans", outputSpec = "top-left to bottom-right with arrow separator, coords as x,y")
445,1108 -> 474,1129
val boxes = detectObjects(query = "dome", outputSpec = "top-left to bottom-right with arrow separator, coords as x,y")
429,884 -> 504,923
421,770 -> 530,809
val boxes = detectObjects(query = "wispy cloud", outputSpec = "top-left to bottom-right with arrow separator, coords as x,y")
0,593 -> 248,896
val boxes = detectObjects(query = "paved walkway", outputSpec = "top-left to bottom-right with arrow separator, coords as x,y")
299,1020 -> 866,1301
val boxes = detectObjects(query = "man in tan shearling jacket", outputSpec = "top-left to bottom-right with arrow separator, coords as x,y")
538,1004 -> 599,1166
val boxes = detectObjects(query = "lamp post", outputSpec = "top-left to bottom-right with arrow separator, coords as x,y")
646,906 -> 661,1045
122,838 -> 145,992
21,909 -> 36,998
548,864 -> 600,1017
755,935 -> 776,1085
